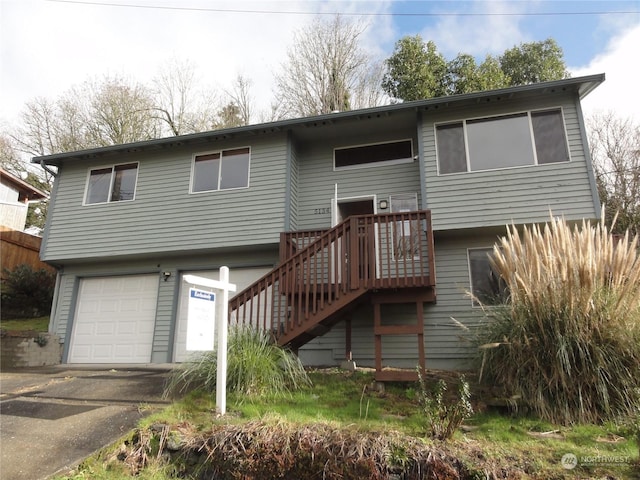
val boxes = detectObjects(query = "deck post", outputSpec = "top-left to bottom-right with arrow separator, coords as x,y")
345,317 -> 352,361
416,300 -> 426,376
373,302 -> 382,375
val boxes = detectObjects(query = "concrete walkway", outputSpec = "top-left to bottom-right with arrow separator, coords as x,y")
0,365 -> 170,479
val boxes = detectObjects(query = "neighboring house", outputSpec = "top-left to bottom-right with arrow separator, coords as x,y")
0,168 -> 47,231
33,74 -> 604,380
0,168 -> 51,275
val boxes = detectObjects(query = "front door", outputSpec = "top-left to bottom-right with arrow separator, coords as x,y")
331,192 -> 378,283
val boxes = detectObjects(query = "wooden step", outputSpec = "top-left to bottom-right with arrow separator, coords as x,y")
375,370 -> 419,382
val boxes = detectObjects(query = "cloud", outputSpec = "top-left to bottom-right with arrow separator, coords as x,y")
419,1 -> 528,58
570,23 -> 640,122
0,0 -> 394,124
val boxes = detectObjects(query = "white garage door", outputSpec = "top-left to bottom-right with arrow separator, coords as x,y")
68,274 -> 159,363
173,267 -> 271,362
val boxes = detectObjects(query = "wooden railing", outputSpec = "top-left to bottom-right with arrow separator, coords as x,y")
279,228 -> 328,263
230,211 -> 435,347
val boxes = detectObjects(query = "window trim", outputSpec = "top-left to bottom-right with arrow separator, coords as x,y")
435,107 -> 570,176
467,247 -> 508,308
333,139 -> 414,171
189,146 -> 251,194
83,162 -> 139,206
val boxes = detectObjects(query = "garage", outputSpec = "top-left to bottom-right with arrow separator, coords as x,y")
173,267 -> 271,362
68,274 -> 159,363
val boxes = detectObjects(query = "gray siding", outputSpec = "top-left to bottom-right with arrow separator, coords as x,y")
287,139 -> 299,231
52,248 -> 278,363
422,94 -> 599,230
296,130 -> 422,230
43,135 -> 289,262
299,230 -> 505,371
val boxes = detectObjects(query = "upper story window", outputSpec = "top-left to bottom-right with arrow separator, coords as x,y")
334,139 -> 413,170
85,163 -> 138,205
191,147 -> 250,193
436,108 -> 569,174
468,248 -> 508,306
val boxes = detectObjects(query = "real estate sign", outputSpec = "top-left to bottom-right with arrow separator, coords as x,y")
186,288 -> 216,351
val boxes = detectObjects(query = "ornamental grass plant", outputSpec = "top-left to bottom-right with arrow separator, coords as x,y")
477,214 -> 640,424
164,326 -> 311,399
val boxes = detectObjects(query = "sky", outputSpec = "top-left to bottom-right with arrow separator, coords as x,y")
1,0 -> 639,130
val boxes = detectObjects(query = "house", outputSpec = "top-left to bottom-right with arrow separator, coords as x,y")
33,74 -> 604,380
0,167 -> 47,231
0,168 -> 52,275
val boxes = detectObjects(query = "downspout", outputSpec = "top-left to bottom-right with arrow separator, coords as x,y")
39,160 -> 58,178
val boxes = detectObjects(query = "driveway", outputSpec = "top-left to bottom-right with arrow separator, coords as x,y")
0,365 -> 171,480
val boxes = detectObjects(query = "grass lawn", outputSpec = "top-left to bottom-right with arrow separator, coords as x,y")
57,368 -> 639,480
0,316 -> 49,332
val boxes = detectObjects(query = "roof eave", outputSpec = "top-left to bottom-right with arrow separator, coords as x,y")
32,73 -> 605,166
0,168 -> 48,199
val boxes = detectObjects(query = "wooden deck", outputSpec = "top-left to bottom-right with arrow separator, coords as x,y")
229,211 -> 437,381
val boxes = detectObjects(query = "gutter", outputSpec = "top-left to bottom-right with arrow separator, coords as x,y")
40,159 -> 58,178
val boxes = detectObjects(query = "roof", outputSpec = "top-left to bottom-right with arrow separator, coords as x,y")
32,73 -> 605,166
0,168 -> 48,200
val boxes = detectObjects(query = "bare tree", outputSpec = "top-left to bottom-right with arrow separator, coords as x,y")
0,133 -> 27,176
12,76 -> 160,159
152,60 -> 218,135
222,74 -> 253,126
588,112 -> 640,236
349,60 -> 388,110
84,77 -> 160,146
15,97 -> 60,157
274,15 -> 384,118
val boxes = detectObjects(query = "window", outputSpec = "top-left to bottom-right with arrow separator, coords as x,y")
390,193 -> 419,259
192,147 -> 250,193
468,248 -> 508,306
436,124 -> 466,174
85,163 -> 138,204
334,140 -> 413,169
436,108 -> 569,174
531,110 -> 569,164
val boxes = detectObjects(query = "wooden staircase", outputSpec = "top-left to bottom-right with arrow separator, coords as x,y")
229,211 -> 436,380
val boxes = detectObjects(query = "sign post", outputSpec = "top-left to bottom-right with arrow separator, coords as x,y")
183,267 -> 236,415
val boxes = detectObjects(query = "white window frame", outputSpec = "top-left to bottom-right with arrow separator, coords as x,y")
83,162 -> 139,206
333,139 -> 414,171
190,146 -> 251,194
435,107 -> 570,175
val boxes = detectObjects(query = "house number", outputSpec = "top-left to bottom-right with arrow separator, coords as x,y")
314,207 -> 331,215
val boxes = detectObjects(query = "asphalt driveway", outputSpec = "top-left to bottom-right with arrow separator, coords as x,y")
0,365 -> 170,480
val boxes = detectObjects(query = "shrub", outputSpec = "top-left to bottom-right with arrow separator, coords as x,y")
1,264 -> 55,319
476,215 -> 640,424
416,368 -> 473,440
164,326 -> 311,399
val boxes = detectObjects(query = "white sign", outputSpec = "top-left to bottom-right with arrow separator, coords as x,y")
186,288 -> 216,351
183,268 -> 236,415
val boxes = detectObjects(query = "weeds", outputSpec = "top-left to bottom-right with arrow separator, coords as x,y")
55,369 -> 638,480
164,326 -> 311,399
417,368 -> 473,440
476,214 -> 640,424
116,419 -> 468,480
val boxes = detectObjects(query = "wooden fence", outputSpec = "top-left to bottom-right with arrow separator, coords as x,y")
0,227 -> 55,276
